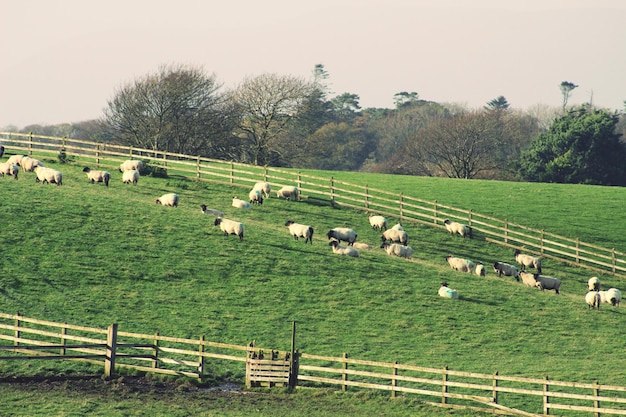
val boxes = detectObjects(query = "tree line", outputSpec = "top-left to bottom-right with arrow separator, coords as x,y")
7,63 -> 626,186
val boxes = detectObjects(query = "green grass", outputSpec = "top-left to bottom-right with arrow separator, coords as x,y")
0,158 -> 624,416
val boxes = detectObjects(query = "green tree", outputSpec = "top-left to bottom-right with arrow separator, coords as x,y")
560,81 -> 578,110
518,105 -> 626,185
393,91 -> 420,109
485,96 -> 510,111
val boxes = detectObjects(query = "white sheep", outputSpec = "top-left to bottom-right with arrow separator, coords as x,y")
214,217 -> 244,241
21,156 -> 43,172
83,167 -> 110,187
6,155 -> 24,166
445,256 -> 474,273
200,204 -> 224,217
252,182 -> 271,199
475,264 -> 486,277
519,271 -> 541,289
0,162 -> 19,179
34,166 -> 62,185
248,189 -> 264,205
390,223 -> 404,231
276,185 -> 298,200
381,228 -> 408,246
119,159 -> 144,172
122,169 -> 139,185
438,282 -> 459,299
326,227 -> 357,245
353,242 -> 373,250
232,196 -> 251,209
492,262 -> 520,280
156,193 -> 179,207
585,291 -> 601,310
443,219 -> 472,238
600,288 -> 621,307
329,240 -> 359,257
519,272 -> 560,294
369,214 -> 387,231
514,249 -> 542,273
588,276 -> 600,291
381,242 -> 413,259
285,220 -> 314,244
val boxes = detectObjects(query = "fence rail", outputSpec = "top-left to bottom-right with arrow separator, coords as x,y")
1,131 -> 624,279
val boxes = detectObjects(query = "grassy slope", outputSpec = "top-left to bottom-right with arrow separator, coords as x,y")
0,158 -> 625,416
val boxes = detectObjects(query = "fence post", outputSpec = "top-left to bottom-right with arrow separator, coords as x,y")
543,375 -> 550,415
14,311 -> 21,347
541,230 -> 545,255
60,324 -> 67,356
441,365 -> 449,404
162,150 -> 167,168
434,200 -> 438,225
576,239 -> 580,263
152,332 -> 159,368
593,380 -> 601,417
391,361 -> 398,398
230,162 -> 234,185
330,177 -> 335,206
264,166 -> 268,182
198,335 -> 205,382
504,221 -> 508,244
104,323 -> 118,379
365,185 -> 369,210
196,156 -> 201,179
129,147 -> 133,158
342,352 -> 348,392
399,193 -> 404,223
492,371 -> 499,405
96,144 -> 100,166
612,249 -> 616,274
289,321 -> 297,388
468,210 -> 473,227
28,132 -> 33,156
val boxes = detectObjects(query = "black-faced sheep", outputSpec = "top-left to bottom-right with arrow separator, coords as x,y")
253,182 -> 271,199
6,155 -> 24,166
381,228 -> 408,246
0,162 -> 19,179
438,282 -> 459,299
285,220 -> 314,244
514,249 -> 542,274
214,217 -> 244,241
475,264 -> 486,277
119,159 -> 144,173
232,196 -> 251,209
600,288 -> 621,307
249,189 -> 264,205
493,262 -> 520,280
390,223 -> 404,231
122,169 -> 139,185
83,167 -> 110,187
369,215 -> 387,231
519,272 -> 560,294
276,185 -> 298,200
329,240 -> 359,257
34,166 -> 62,185
200,204 -> 224,217
445,256 -> 474,273
585,291 -> 601,309
21,156 -> 43,172
327,228 -> 357,245
443,219 -> 472,238
588,277 -> 600,291
381,242 -> 413,259
156,193 -> 179,207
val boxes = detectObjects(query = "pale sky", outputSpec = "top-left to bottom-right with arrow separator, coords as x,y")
1,0 -> 625,129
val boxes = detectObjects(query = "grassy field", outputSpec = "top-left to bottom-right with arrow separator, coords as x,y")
0,157 -> 624,416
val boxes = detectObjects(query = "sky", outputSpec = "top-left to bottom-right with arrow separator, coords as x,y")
1,0 -> 625,129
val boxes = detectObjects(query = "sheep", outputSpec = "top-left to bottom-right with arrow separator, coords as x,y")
381,242 -> 413,259
6,155 -> 24,166
514,249 -> 542,273
475,264 -> 486,277
232,196 -> 251,209
445,256 -> 474,273
214,217 -> 244,241
493,262 -> 520,281
524,272 -> 561,294
519,271 -> 541,289
443,219 -> 472,238
156,193 -> 179,207
329,240 -> 359,257
200,204 -> 224,217
285,220 -> 314,244
600,288 -> 621,307
369,214 -> 387,231
20,156 -> 43,172
0,162 -> 19,179
352,242 -> 373,250
326,227 -> 357,245
438,282 -> 459,299
248,189 -> 264,205
122,169 -> 139,185
276,185 -> 298,200
82,167 -> 110,187
252,182 -> 271,199
119,159 -> 144,172
381,228 -> 408,246
390,223 -> 404,231
585,291 -> 601,310
34,166 -> 62,185
588,276 -> 600,291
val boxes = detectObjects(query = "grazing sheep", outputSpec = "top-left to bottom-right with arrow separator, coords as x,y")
82,167 -> 110,187
6,155 -> 24,166
276,185 -> 298,200
391,223 -> 404,231
353,242 -> 373,250
381,242 -> 413,259
443,219 -> 472,238
514,249 -> 542,273
119,159 -> 144,172
527,273 -> 561,294
232,196 -> 251,209
329,240 -> 359,257
445,256 -> 474,273
327,228 -> 358,245
285,220 -> 314,244
600,288 -> 622,307
214,217 -> 244,241
493,262 -> 520,280
156,193 -> 179,207
248,189 -> 264,205
34,166 -> 62,185
519,271 -> 541,289
438,282 -> 459,299
122,169 -> 139,185
588,276 -> 601,291
0,162 -> 19,179
369,214 -> 387,231
475,264 -> 486,277
200,204 -> 224,217
252,182 -> 271,199
21,156 -> 43,172
585,291 -> 601,310
381,228 -> 408,246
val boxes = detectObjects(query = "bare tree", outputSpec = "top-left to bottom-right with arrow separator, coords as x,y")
560,81 -> 578,110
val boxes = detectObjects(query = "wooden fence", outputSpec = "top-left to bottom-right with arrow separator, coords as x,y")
2,313 -> 626,416
1,131 -> 624,278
